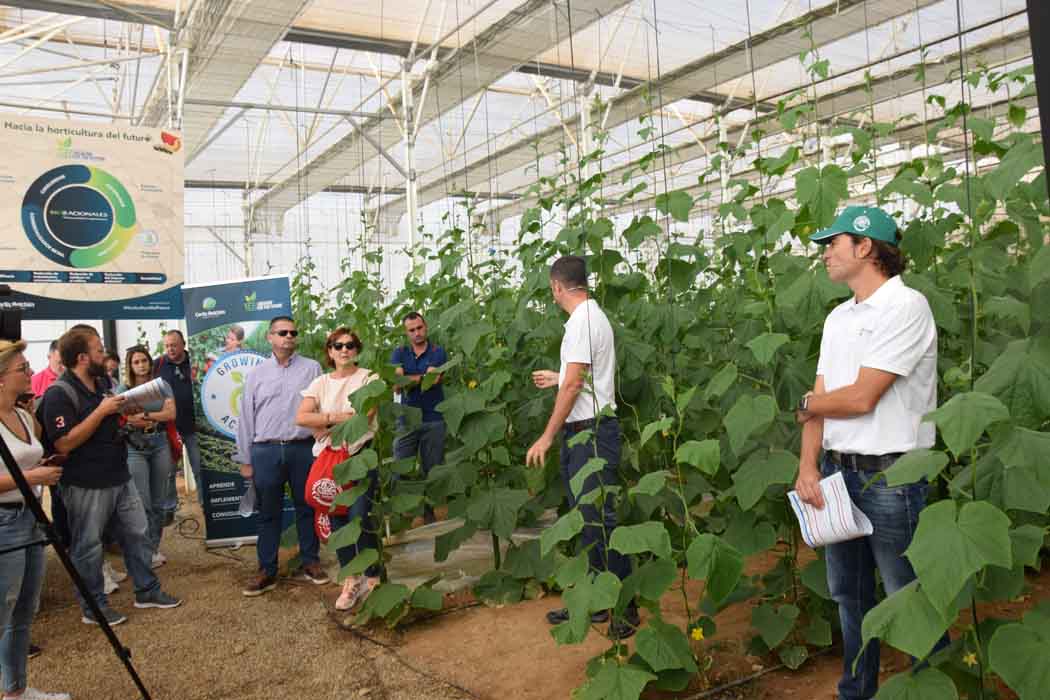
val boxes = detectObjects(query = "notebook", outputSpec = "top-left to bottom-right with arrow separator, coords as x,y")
787,471 -> 873,548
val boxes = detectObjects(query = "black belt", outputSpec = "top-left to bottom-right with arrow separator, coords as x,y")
564,417 -> 618,433
0,502 -> 23,510
256,438 -> 312,446
826,450 -> 903,472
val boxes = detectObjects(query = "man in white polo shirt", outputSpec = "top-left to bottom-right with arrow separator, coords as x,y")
794,205 -> 949,700
526,255 -> 639,640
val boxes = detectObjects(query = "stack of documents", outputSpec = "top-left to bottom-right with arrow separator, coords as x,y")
787,471 -> 873,547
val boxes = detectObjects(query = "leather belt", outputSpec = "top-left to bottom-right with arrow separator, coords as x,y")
0,502 -> 23,510
256,438 -> 312,446
564,417 -> 618,433
825,450 -> 903,472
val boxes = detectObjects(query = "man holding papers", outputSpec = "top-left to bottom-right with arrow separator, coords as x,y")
793,206 -> 948,700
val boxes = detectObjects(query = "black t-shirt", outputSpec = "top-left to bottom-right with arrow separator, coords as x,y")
154,353 -> 195,435
40,371 -> 129,489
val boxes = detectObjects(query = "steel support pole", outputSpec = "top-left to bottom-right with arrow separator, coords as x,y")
1025,0 -> 1050,204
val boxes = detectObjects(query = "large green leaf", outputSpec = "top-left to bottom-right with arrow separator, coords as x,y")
861,580 -> 957,659
639,417 -> 674,449
556,571 -> 623,645
622,558 -> 677,602
723,394 -> 777,454
751,602 -> 799,649
636,617 -> 698,673
704,363 -> 737,401
685,534 -> 743,605
630,470 -> 669,497
609,522 -> 672,559
576,661 -> 655,700
569,457 -> 609,499
541,509 -> 585,556
874,668 -> 958,700
988,603 -> 1050,700
974,340 -> 1050,427
796,164 -> 849,228
882,449 -> 950,487
923,392 -> 1010,457
733,449 -> 797,510
655,190 -> 694,222
436,390 -> 487,436
675,440 -> 720,475
905,500 -> 1012,614
746,333 -> 790,366
466,487 -> 528,539
459,411 -> 507,452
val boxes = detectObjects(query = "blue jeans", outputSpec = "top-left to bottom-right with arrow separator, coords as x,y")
61,481 -> 160,613
393,420 -> 446,520
250,441 -> 318,577
179,430 -> 202,505
0,506 -> 46,694
127,431 -> 174,553
822,454 -> 950,700
330,469 -> 381,578
560,418 -> 631,582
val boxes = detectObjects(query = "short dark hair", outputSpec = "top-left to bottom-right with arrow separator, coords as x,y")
58,329 -> 96,369
164,329 -> 185,342
323,327 -> 362,368
848,234 -> 906,277
403,311 -> 425,325
269,316 -> 295,329
550,256 -> 588,289
48,339 -> 59,353
105,351 -> 120,363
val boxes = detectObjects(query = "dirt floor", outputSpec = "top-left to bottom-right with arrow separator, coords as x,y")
24,483 -> 1048,700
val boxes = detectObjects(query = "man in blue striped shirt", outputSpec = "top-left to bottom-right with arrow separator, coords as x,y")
235,316 -> 325,596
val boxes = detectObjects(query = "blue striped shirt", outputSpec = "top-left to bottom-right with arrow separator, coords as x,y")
233,352 -> 321,463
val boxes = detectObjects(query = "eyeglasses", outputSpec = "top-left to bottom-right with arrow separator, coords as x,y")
273,329 -> 298,337
329,342 -> 357,351
7,363 -> 30,374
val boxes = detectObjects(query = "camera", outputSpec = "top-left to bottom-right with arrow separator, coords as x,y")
115,424 -> 150,451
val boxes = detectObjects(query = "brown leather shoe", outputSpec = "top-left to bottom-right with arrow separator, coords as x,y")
301,563 -> 330,585
242,572 -> 277,597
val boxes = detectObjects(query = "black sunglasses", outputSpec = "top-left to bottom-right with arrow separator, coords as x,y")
273,329 -> 298,337
329,342 -> 358,351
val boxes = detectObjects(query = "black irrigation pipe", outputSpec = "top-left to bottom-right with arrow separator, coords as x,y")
679,644 -> 839,700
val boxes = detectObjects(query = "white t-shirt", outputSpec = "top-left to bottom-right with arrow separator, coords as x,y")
0,408 -> 44,503
560,298 -> 617,422
300,369 -> 379,456
817,276 -> 937,455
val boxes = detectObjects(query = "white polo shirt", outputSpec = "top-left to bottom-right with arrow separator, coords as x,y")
816,275 -> 937,455
560,298 -> 617,422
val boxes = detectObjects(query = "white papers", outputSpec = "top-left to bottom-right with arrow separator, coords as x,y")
787,471 -> 873,548
119,377 -> 173,415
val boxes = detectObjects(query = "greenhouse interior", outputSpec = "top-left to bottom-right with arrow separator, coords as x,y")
0,0 -> 1046,698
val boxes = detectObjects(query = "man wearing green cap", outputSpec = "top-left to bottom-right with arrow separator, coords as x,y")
794,205 -> 948,700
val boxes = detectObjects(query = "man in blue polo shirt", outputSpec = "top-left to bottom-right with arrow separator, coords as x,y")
390,312 -> 448,525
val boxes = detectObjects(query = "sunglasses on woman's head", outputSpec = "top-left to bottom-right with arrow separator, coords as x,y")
274,329 -> 298,337
330,342 -> 357,351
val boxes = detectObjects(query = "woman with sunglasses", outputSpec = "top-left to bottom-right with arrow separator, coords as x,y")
295,328 -> 381,611
0,339 -> 71,700
117,346 -> 176,568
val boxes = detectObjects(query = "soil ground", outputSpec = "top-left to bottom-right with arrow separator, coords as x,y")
24,482 -> 1047,699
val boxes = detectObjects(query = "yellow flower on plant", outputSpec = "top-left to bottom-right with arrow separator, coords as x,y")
691,627 -> 704,641
962,652 -> 978,668
468,379 -> 478,389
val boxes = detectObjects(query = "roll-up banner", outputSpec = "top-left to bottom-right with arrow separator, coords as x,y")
182,275 -> 293,547
0,115 -> 184,319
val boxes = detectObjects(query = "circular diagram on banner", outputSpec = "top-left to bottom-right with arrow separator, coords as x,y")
201,350 -> 267,439
21,164 -> 138,268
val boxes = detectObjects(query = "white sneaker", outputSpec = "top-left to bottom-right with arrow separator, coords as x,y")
3,687 -> 72,700
103,560 -> 127,583
102,566 -> 119,595
151,552 -> 167,569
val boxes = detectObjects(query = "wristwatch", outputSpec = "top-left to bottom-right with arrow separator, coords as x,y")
796,393 -> 811,413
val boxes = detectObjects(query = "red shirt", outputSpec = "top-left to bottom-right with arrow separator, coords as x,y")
31,366 -> 59,398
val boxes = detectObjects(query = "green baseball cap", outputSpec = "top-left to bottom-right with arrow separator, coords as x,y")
809,205 -> 899,246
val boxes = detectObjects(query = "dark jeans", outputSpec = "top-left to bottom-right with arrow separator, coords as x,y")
250,441 -> 318,577
127,431 -> 173,553
560,417 -> 631,582
821,454 -> 951,700
393,420 -> 446,520
330,469 -> 381,578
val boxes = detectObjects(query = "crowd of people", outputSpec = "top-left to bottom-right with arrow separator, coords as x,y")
0,216 -> 943,700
